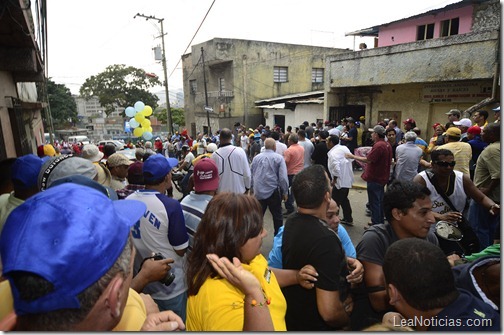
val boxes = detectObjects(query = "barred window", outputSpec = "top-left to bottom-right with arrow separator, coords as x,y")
273,66 -> 288,83
312,68 -> 324,83
190,80 -> 197,94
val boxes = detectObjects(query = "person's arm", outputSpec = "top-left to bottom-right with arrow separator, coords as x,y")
270,266 -> 318,289
316,288 -> 351,328
206,254 -> 274,331
131,257 -> 174,293
463,174 -> 500,215
361,260 -> 389,312
346,153 -> 369,163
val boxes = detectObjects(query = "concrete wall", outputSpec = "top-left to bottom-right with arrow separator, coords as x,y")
183,38 -> 348,134
329,30 -> 498,88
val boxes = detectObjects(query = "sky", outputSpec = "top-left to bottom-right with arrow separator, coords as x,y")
44,0 -> 461,101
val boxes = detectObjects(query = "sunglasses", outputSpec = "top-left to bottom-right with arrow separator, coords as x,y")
434,161 -> 456,167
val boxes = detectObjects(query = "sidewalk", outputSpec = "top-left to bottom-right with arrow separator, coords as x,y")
352,169 -> 367,190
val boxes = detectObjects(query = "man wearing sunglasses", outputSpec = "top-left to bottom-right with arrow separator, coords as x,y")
413,149 -> 498,226
437,127 -> 472,175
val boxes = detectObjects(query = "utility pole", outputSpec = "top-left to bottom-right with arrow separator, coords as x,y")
201,47 -> 211,135
134,13 -> 173,135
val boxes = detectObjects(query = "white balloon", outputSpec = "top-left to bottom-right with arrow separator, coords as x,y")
129,118 -> 140,128
125,106 -> 136,117
143,131 -> 153,140
134,101 -> 145,112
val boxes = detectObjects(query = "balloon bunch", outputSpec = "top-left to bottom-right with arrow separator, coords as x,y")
125,101 -> 154,140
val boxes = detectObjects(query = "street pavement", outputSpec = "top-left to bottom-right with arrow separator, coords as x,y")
172,169 -> 369,259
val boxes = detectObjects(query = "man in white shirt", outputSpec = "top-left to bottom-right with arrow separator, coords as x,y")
327,135 -> 354,225
211,128 -> 251,193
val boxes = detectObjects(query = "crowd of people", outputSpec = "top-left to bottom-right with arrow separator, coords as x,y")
0,106 -> 500,331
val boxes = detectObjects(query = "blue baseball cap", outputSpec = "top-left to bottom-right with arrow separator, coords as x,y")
11,154 -> 44,190
143,154 -> 178,183
0,183 -> 146,315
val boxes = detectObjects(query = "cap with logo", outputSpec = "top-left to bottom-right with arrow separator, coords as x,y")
193,158 -> 219,193
403,118 -> 416,125
0,183 -> 146,315
38,155 -> 97,191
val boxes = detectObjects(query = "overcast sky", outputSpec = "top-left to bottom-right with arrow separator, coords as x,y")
45,0 -> 460,98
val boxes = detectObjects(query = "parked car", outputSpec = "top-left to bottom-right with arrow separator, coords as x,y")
98,140 -> 124,151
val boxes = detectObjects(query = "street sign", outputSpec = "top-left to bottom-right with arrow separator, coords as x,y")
204,106 -> 214,112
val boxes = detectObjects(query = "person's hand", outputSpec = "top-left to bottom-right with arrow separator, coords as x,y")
346,257 -> 364,284
446,253 -> 461,267
439,211 -> 463,223
296,264 -> 318,289
140,256 -> 174,283
489,203 -> 500,216
206,254 -> 260,295
342,294 -> 354,315
139,293 -> 160,315
141,310 -> 185,331
345,153 -> 354,159
382,311 -> 405,327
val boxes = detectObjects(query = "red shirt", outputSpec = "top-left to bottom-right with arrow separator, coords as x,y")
361,139 -> 392,185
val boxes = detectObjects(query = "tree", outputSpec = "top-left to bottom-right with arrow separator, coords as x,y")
154,107 -> 185,128
80,64 -> 161,116
39,79 -> 77,127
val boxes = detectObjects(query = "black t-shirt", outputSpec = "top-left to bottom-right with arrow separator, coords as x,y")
311,141 -> 329,175
282,213 -> 349,331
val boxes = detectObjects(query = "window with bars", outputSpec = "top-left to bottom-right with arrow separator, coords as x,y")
218,78 -> 225,91
441,18 -> 459,37
190,80 -> 197,94
417,23 -> 435,41
312,68 -> 324,83
273,66 -> 288,83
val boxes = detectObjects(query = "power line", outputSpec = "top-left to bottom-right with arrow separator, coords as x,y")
168,0 -> 216,78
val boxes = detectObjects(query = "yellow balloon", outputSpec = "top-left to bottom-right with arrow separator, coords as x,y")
143,105 -> 153,116
141,119 -> 151,128
146,126 -> 153,133
134,112 -> 145,123
133,127 -> 144,137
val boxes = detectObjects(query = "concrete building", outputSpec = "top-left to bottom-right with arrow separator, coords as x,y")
327,0 -> 500,141
182,38 -> 348,135
0,0 -> 46,159
74,95 -> 126,141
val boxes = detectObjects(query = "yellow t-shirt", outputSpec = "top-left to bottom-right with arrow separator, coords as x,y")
113,288 -> 147,331
187,254 -> 287,331
0,283 -> 146,331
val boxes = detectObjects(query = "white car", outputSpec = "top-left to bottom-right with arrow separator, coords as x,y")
99,140 -> 124,151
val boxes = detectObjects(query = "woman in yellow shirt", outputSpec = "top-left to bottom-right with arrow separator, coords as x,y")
186,193 -> 315,331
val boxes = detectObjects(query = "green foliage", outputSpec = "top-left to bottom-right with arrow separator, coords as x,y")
154,107 -> 185,127
80,64 -> 161,116
41,79 -> 77,127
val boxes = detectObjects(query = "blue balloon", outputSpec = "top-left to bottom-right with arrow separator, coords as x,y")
142,131 -> 153,140
129,118 -> 140,128
134,101 -> 145,112
125,106 -> 136,117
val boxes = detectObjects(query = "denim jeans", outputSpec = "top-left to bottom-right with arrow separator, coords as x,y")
258,188 -> 284,236
154,291 -> 188,323
367,181 -> 385,225
285,175 -> 295,213
468,199 -> 500,250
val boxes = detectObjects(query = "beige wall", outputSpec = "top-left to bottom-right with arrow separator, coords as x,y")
0,71 -> 18,158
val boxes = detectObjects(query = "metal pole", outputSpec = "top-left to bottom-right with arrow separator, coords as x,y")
201,47 -> 211,135
134,13 -> 173,135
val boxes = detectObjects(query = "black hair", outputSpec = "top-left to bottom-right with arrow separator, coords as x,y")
297,129 -> 306,138
328,135 -> 339,146
319,130 -> 329,139
292,165 -> 329,209
270,131 -> 280,141
383,238 -> 459,311
383,180 -> 431,222
103,144 -> 116,157
478,110 -> 489,120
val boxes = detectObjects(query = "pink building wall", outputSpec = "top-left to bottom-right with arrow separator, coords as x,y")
378,5 -> 474,47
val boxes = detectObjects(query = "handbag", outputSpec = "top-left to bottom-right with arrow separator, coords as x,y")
425,170 -> 480,255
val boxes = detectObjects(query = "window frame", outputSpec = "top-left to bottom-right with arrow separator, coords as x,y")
273,66 -> 288,83
312,68 -> 324,84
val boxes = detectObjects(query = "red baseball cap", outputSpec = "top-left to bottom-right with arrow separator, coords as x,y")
193,158 -> 219,192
